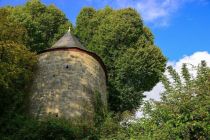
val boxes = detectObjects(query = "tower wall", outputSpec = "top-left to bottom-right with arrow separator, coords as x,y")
30,49 -> 107,122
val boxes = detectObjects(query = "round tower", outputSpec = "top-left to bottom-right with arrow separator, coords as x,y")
30,31 -> 107,122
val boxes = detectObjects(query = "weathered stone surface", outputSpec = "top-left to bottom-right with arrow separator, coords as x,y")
30,50 -> 107,123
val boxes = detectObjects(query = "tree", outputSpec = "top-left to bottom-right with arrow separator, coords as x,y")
75,7 -> 166,113
0,8 -> 27,44
75,7 -> 96,47
131,61 -> 210,139
0,41 -> 37,116
3,0 -> 72,52
112,46 -> 166,112
0,5 -> 39,116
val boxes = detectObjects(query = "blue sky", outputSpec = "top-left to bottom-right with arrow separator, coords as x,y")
0,0 -> 210,61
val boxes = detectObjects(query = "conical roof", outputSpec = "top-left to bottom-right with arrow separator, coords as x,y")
51,31 -> 85,50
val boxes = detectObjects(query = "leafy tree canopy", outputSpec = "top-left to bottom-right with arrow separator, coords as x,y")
0,8 -> 27,44
75,7 -> 167,113
0,41 -> 37,117
0,0 -> 72,52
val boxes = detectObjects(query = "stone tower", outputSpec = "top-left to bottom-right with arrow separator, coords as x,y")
30,31 -> 107,122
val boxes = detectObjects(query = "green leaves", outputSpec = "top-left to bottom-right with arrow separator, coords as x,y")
1,0 -> 72,52
0,41 -> 37,116
75,7 -> 166,113
75,7 -> 96,47
110,46 -> 166,112
133,62 -> 210,139
0,8 -> 27,44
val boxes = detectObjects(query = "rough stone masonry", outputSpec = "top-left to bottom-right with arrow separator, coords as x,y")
30,31 -> 107,123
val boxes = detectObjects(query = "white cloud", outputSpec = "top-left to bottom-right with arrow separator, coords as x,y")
171,51 -> 210,74
135,51 -> 210,118
144,51 -> 210,101
112,0 -> 208,26
135,0 -> 179,26
85,0 -> 208,26
143,82 -> 164,101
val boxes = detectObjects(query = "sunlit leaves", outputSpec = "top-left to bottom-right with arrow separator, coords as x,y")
76,7 -> 166,113
133,62 -> 210,139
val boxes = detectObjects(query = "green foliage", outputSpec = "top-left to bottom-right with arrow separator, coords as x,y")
92,91 -> 108,127
1,0 -> 72,52
75,7 -> 96,46
97,114 -> 128,140
112,46 -> 166,112
0,8 -> 27,44
0,115 -> 99,140
0,41 -> 37,116
130,61 -> 210,139
75,7 -> 166,113
0,41 -> 37,139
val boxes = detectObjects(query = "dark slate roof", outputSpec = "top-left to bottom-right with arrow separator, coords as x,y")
51,31 -> 86,50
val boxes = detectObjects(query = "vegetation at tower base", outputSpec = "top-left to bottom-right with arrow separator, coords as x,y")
75,7 -> 167,113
